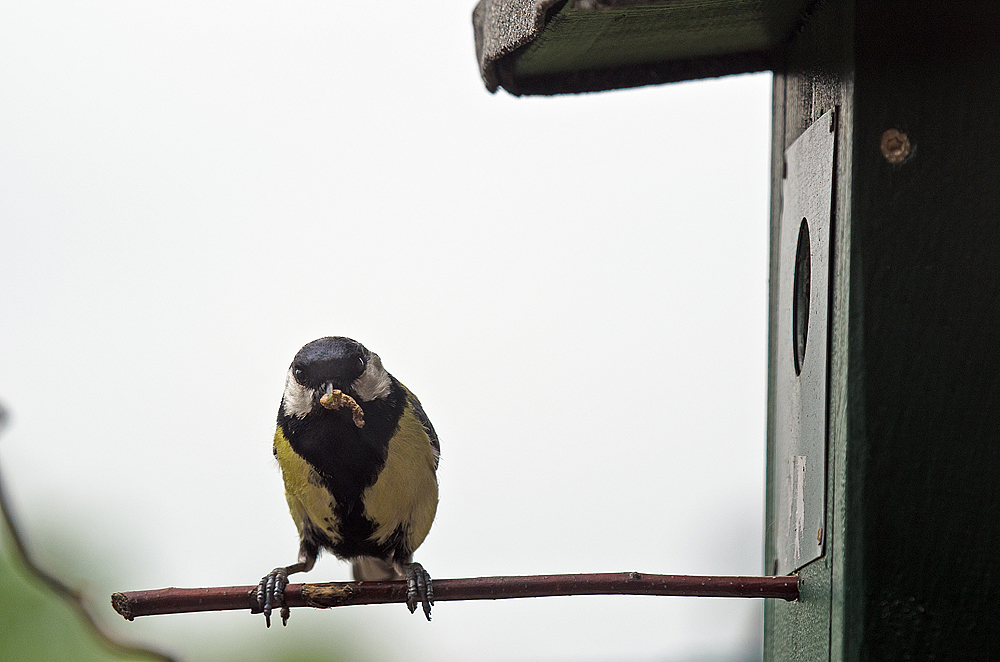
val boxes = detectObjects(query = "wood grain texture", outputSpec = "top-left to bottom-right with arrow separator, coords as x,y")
851,4 -> 1000,658
765,2 -> 852,661
768,2 -> 1000,660
479,0 -> 809,95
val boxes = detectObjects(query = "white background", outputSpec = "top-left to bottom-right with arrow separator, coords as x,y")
0,2 -> 772,660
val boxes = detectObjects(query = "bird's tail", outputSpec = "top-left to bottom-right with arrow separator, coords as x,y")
351,556 -> 404,582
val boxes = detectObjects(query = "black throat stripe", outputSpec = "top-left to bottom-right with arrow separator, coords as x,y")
278,379 -> 409,557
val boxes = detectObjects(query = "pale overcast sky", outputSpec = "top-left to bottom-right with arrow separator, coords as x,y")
0,2 -> 771,660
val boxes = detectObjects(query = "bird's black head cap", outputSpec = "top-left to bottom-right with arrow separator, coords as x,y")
291,336 -> 369,391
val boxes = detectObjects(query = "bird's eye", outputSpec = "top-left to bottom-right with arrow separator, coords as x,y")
293,366 -> 304,379
357,357 -> 365,373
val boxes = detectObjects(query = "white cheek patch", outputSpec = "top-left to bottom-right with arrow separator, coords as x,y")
282,368 -> 315,418
352,354 -> 392,402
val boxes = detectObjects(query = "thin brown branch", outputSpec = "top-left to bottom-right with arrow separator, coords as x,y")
112,573 -> 799,620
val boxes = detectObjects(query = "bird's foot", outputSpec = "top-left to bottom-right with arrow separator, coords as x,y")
257,567 -> 292,627
404,562 -> 434,620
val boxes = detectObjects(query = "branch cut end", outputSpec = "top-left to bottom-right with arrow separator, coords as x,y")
111,593 -> 135,621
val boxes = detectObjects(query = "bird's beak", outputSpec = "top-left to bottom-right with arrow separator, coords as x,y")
314,382 -> 335,405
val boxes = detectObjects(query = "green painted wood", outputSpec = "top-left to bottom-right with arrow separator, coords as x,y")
765,1 -> 852,658
850,5 -> 1000,657
513,1 -> 786,75
483,0 -> 811,94
766,2 -> 1000,660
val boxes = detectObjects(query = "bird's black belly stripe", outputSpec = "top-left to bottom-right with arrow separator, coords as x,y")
280,380 -> 411,560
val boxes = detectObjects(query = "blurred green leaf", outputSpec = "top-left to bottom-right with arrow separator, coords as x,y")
0,528 -> 159,662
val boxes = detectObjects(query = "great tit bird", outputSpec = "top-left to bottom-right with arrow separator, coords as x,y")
257,337 -> 440,626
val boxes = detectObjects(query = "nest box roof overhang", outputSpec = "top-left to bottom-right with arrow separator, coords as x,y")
473,0 -> 812,95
